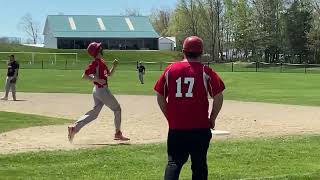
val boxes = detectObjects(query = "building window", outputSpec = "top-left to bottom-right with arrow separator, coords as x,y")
58,39 -> 74,49
57,38 -> 159,50
144,39 -> 158,50
74,39 -> 86,49
109,39 -> 126,50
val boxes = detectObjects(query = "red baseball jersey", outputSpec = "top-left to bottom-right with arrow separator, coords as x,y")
85,58 -> 110,88
154,60 -> 225,130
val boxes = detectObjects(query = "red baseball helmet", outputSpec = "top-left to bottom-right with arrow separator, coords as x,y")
87,42 -> 102,57
183,36 -> 203,54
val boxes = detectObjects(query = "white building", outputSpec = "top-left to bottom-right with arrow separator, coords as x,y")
159,37 -> 176,51
43,15 -> 160,50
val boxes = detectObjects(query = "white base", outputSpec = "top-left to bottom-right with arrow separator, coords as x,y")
211,129 -> 230,136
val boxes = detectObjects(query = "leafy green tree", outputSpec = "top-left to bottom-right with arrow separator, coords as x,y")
233,0 -> 255,60
250,0 -> 287,63
284,0 -> 313,63
307,0 -> 320,63
150,8 -> 172,36
158,0 -> 319,64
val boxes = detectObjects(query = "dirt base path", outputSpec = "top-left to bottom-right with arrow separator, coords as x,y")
0,93 -> 320,154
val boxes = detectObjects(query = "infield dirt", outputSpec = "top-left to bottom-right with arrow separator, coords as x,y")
1,93 -> 319,154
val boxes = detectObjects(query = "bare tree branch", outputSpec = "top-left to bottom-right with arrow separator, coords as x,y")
18,13 -> 40,44
124,8 -> 142,16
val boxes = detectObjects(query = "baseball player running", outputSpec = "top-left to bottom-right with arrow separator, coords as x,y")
1,54 -> 19,101
154,36 -> 225,180
68,42 -> 130,142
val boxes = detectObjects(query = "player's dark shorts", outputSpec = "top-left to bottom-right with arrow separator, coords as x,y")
164,128 -> 212,180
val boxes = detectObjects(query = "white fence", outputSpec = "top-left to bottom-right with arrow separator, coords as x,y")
0,52 -> 78,64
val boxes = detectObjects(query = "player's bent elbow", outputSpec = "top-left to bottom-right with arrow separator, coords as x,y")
213,93 -> 224,103
157,93 -> 166,105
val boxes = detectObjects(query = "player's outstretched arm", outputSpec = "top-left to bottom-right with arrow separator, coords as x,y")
210,93 -> 224,129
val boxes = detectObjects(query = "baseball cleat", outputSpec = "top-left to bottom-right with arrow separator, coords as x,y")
114,131 -> 130,141
68,126 -> 76,143
1,97 -> 8,101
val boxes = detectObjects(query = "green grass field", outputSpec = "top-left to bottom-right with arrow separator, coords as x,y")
210,62 -> 320,73
0,111 -> 70,133
2,43 -> 320,73
0,135 -> 319,179
0,43 -> 182,70
1,44 -> 320,179
1,69 -> 320,106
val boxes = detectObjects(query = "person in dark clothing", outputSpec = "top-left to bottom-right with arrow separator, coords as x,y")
137,61 -> 146,84
1,55 -> 19,101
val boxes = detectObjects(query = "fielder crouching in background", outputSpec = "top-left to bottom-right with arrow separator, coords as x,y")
1,55 -> 19,101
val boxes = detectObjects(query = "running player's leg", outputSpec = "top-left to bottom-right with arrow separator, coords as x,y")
96,88 -> 129,140
97,88 -> 121,130
73,87 -> 104,133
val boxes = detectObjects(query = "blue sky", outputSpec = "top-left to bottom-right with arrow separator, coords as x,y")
0,0 -> 176,40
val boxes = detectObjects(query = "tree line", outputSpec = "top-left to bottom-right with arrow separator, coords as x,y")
151,0 -> 320,64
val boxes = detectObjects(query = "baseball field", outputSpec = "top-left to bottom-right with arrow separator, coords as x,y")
0,47 -> 320,179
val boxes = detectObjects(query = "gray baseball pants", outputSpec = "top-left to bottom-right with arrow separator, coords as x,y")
139,72 -> 144,84
3,76 -> 16,99
73,86 -> 121,133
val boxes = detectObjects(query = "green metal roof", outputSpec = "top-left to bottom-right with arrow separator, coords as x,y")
44,15 -> 159,38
